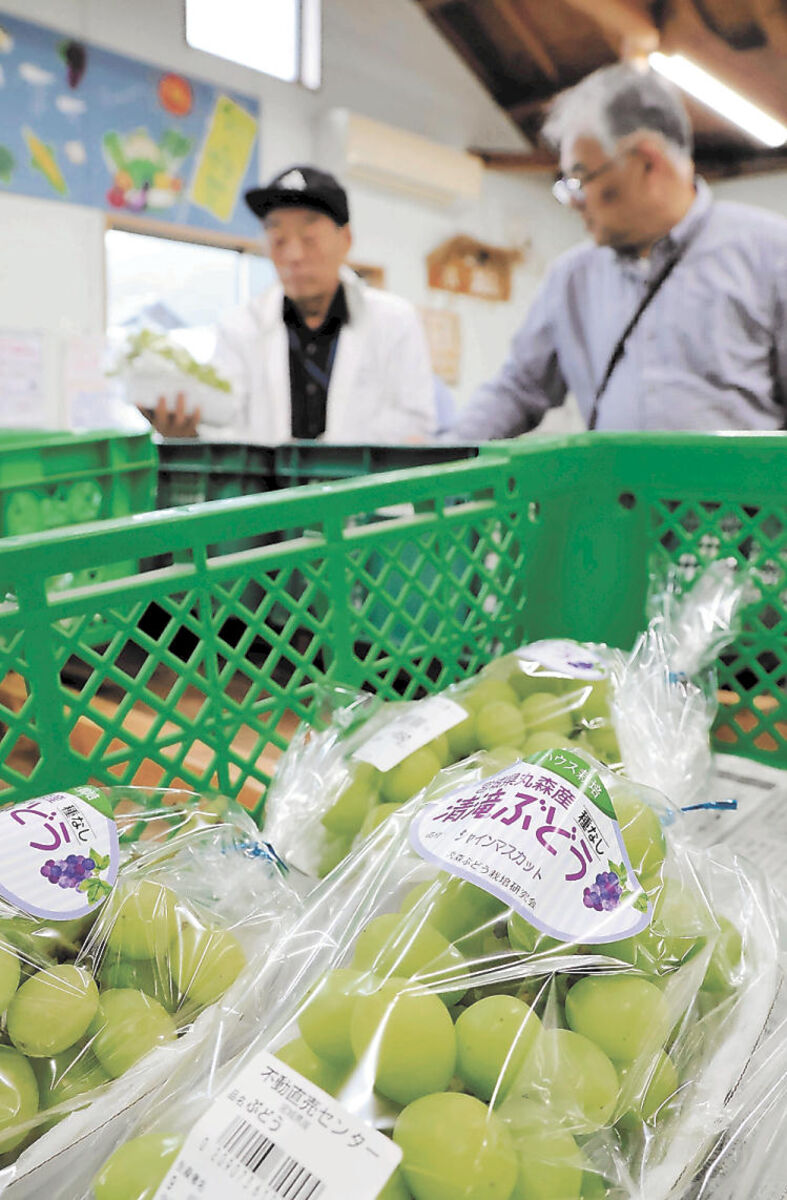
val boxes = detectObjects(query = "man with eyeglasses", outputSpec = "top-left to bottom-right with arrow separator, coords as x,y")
451,63 -> 787,437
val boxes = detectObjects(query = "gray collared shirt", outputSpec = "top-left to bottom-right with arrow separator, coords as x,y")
454,180 -> 787,435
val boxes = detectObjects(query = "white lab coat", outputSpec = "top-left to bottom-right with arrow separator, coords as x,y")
207,266 -> 435,443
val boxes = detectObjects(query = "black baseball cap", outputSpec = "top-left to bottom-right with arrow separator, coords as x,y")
244,165 -> 350,226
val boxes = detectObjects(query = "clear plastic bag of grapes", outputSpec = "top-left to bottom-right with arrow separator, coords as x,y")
262,557 -> 756,883
0,785 -> 304,1195
612,557 -> 759,813
261,642 -> 628,881
85,748 -> 783,1200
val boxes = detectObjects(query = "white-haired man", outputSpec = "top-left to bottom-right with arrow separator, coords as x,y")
452,63 -> 787,436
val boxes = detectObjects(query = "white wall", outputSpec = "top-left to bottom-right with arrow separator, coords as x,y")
0,0 -> 584,426
0,192 -> 105,333
347,172 -> 582,418
710,170 -> 787,215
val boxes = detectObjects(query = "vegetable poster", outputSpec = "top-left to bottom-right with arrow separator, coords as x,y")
0,11 -> 260,237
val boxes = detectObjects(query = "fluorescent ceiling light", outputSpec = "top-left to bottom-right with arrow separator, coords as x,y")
649,51 -> 787,148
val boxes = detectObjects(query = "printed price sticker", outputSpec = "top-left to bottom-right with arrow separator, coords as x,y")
410,751 -> 651,944
0,792 -> 119,920
517,639 -> 609,680
352,696 -> 468,773
155,1050 -> 402,1200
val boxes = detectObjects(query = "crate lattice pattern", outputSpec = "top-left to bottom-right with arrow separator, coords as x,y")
4,448 -> 785,814
652,496 -> 787,759
0,476 -> 527,815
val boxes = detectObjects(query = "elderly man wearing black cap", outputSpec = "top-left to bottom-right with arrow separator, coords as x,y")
148,165 -> 435,443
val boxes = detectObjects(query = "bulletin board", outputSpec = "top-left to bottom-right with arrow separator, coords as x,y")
0,11 -> 261,240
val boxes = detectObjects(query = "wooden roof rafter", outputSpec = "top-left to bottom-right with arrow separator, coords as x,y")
485,0 -> 561,81
414,0 -> 787,178
468,147 -> 559,170
420,7 -> 503,100
559,0 -> 661,56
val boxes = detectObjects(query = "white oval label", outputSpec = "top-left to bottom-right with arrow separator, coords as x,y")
410,753 -> 651,944
352,696 -> 468,773
518,639 -> 608,680
0,792 -> 120,920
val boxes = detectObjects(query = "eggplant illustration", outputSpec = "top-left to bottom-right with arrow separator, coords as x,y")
59,40 -> 87,88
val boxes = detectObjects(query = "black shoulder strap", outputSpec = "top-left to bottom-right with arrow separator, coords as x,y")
588,246 -> 686,431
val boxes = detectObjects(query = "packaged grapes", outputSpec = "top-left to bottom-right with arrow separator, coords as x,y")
84,747 -> 782,1200
262,558 -> 755,880
261,646 -> 629,879
0,785 -> 303,1195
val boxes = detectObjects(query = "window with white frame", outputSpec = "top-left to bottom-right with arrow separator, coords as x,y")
105,228 -> 276,362
185,0 -> 321,89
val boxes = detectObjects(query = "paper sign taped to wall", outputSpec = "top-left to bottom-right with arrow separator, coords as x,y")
0,330 -> 47,429
419,307 -> 461,384
64,335 -> 114,429
189,95 -> 258,223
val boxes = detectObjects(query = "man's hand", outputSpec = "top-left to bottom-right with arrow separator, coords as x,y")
138,393 -> 202,438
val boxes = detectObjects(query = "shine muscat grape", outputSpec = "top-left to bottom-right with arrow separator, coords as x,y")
0,944 -> 21,1011
0,875 -> 248,1163
92,1132 -> 184,1200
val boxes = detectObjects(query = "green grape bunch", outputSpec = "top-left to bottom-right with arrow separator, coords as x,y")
0,877 -> 248,1167
315,647 -> 627,879
92,852 -> 751,1200
118,328 -> 233,393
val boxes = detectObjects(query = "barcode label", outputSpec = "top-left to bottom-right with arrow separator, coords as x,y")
353,695 -> 467,771
219,1116 -> 325,1198
154,1050 -> 401,1200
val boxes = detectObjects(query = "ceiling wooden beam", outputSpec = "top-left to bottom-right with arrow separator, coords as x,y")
661,0 -> 787,131
486,0 -> 560,81
690,0 -> 765,50
422,8 -> 502,99
560,0 -> 660,55
697,146 -> 787,179
468,144 -> 787,182
468,148 -> 557,171
505,94 -> 560,123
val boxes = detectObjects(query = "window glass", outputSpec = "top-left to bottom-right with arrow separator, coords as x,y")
105,228 -> 277,361
185,0 -> 320,88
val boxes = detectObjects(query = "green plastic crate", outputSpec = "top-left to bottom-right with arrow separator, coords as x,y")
0,433 -> 784,820
157,440 -> 276,507
156,441 -> 476,501
0,429 -> 157,539
152,441 -> 481,634
273,442 -> 479,487
270,444 -> 482,643
0,428 -> 157,630
153,440 -> 277,562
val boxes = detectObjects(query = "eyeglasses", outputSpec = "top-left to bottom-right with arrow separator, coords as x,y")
552,159 -> 617,205
552,148 -> 636,206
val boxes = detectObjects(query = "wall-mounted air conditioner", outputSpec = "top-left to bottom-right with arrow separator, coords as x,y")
317,110 -> 484,208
